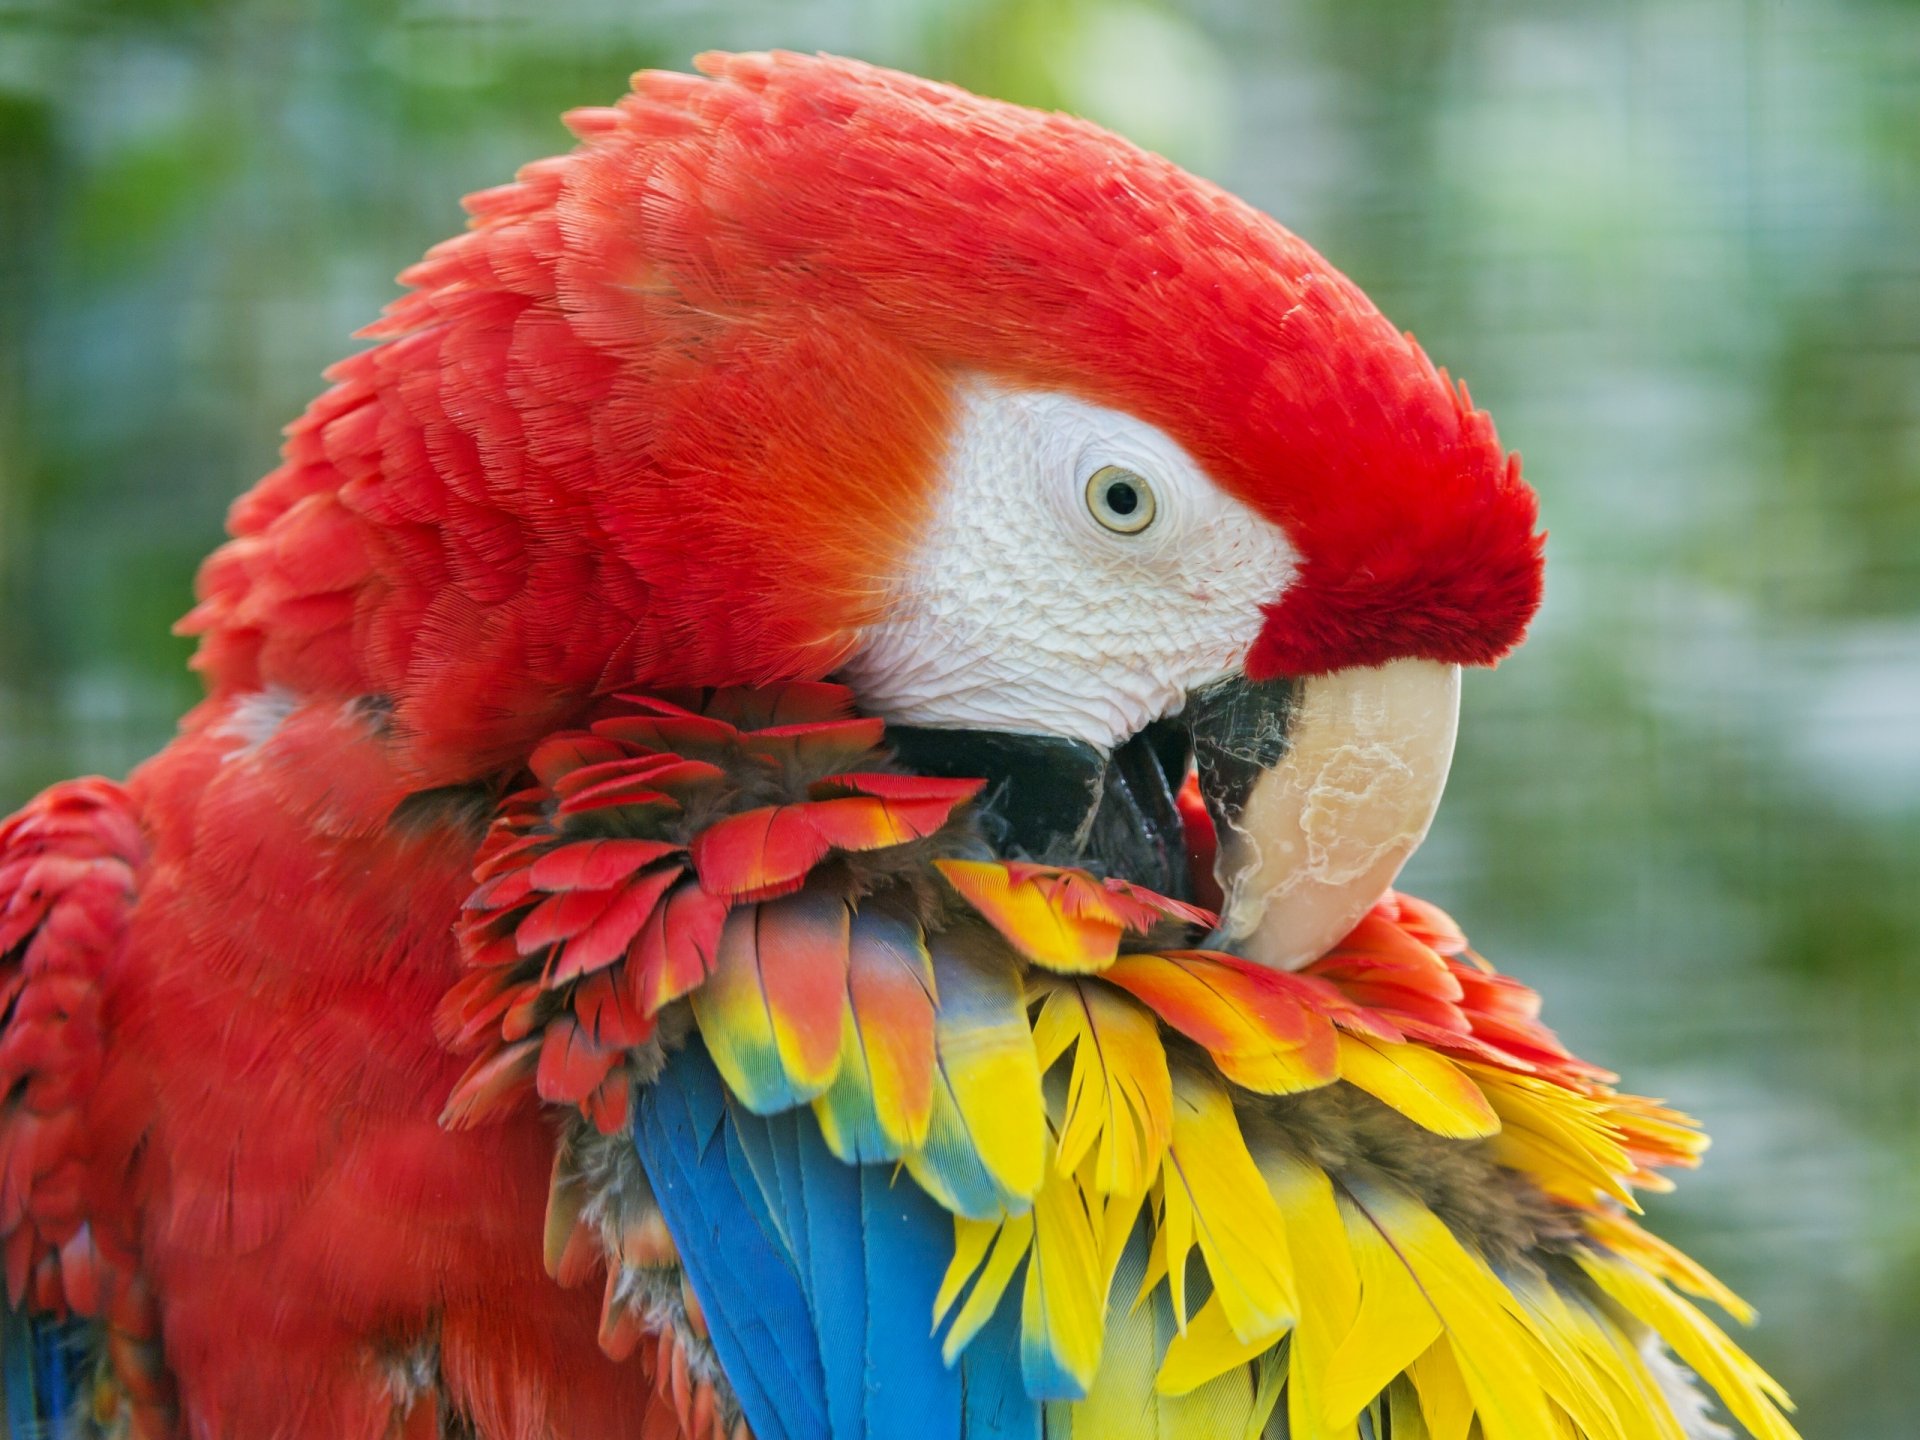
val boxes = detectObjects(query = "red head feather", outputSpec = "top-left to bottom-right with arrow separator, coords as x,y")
184,52 -> 1543,778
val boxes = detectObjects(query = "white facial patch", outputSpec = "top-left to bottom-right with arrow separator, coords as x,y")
840,378 -> 1298,750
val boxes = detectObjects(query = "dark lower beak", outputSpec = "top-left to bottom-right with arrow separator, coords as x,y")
881,722 -> 1195,899
1185,673 -> 1305,852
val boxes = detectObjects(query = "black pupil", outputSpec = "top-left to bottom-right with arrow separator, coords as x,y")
1104,480 -> 1139,516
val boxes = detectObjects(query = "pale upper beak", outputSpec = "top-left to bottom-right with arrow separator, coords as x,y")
1187,658 -> 1461,970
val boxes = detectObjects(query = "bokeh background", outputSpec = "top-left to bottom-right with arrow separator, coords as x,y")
1,1 -> 1915,1434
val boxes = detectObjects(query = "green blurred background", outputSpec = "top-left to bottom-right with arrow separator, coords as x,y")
1,1 -> 1915,1434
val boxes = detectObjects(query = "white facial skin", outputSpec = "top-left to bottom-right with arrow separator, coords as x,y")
841,377 -> 1298,749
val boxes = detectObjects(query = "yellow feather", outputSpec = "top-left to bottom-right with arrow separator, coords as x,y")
1247,1347 -> 1289,1440
1491,1126 -> 1635,1212
1584,1210 -> 1755,1324
1386,1376 -> 1432,1440
933,1216 -> 998,1327
1256,1149 -> 1361,1439
1102,952 -> 1340,1096
905,938 -> 1047,1216
1521,1278 -> 1677,1440
935,859 -> 1119,972
1343,1177 -> 1556,1440
1596,1360 -> 1686,1440
1160,1164 -> 1195,1332
938,1211 -> 1034,1363
1058,1234 -> 1281,1439
1407,1339 -> 1475,1440
1134,1201 -> 1171,1316
1030,975 -> 1071,1065
1162,1065 -> 1297,1343
1579,1253 -> 1800,1440
1322,1191 -> 1443,1429
1335,1034 -> 1499,1139
1464,1063 -> 1638,1209
1033,981 -> 1172,1195
1088,1170 -> 1152,1305
932,1159 -> 1133,1397
1213,1042 -> 1343,1097
1156,1292 -> 1282,1396
1022,1163 -> 1108,1395
1501,1286 -> 1629,1440
1578,1300 -> 1693,1440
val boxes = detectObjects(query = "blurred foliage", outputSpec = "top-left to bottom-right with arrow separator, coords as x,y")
1,1 -> 1916,1435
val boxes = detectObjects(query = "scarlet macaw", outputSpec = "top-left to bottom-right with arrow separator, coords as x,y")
0,51 -> 1795,1440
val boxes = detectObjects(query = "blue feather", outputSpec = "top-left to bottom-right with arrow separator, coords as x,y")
632,1047 -> 830,1440
636,1040 -> 1043,1439
1,1307 -> 84,1439
960,1299 -> 1042,1440
853,1164 -> 966,1438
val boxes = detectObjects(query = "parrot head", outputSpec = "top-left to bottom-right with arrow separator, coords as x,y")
264,52 -> 1544,970
523,52 -> 1540,968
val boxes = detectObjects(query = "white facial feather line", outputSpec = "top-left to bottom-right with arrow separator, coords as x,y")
842,378 -> 1298,750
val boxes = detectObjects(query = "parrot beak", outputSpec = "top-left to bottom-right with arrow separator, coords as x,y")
1187,658 -> 1461,970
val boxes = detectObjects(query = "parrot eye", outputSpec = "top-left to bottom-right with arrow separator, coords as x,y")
1085,466 -> 1158,535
